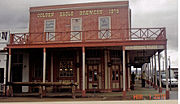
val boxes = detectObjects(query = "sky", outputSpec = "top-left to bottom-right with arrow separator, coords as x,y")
0,0 -> 178,67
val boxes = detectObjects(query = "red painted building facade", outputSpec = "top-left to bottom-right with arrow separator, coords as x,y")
6,0 -> 168,98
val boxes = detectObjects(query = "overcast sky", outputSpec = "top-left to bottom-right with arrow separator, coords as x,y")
0,0 -> 178,67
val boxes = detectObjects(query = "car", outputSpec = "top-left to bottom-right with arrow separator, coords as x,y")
159,73 -> 178,87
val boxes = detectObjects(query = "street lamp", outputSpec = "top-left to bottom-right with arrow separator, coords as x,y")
168,56 -> 171,91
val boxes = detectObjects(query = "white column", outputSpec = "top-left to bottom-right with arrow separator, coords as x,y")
127,53 -> 130,90
43,48 -> 46,83
148,63 -> 150,83
51,52 -> 53,82
7,49 -> 11,95
82,47 -> 86,96
158,52 -> 162,92
122,47 -> 126,95
8,49 -> 11,83
3,53 -> 7,95
77,51 -> 80,89
165,47 -> 169,99
149,61 -> 151,82
154,53 -> 157,88
104,50 -> 108,89
151,56 -> 154,85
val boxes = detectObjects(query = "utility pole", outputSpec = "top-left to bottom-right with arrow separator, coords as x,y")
168,56 -> 171,91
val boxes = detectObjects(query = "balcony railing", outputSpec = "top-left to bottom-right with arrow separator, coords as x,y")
10,28 -> 166,45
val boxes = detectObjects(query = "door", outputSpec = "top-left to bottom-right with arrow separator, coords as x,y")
12,64 -> 23,93
111,65 -> 120,91
87,65 -> 99,91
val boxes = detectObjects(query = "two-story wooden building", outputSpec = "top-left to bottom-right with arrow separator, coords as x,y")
6,0 -> 169,98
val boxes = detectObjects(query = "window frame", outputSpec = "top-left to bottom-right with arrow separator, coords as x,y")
44,19 -> 56,41
98,16 -> 111,39
71,18 -> 82,41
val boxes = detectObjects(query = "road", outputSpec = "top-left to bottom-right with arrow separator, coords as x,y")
0,100 -> 178,104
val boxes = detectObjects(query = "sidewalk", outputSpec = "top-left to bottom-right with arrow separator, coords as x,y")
0,100 -> 178,104
0,80 -> 176,102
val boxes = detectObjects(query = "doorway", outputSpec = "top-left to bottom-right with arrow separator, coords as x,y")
87,64 -> 99,91
12,64 -> 23,93
111,65 -> 120,91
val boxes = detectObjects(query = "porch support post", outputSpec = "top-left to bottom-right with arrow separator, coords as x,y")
3,52 -> 7,95
122,46 -> 126,97
148,63 -> 150,85
7,48 -> 11,96
158,52 -> 162,93
127,53 -> 130,90
43,48 -> 46,83
149,60 -> 151,85
104,50 -> 108,90
154,53 -> 157,90
165,46 -> 169,99
82,46 -> 86,97
151,56 -> 154,87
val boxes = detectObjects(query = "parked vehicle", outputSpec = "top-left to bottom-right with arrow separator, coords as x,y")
158,73 -> 178,87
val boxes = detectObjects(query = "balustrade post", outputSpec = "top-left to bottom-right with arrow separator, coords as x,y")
82,31 -> 85,43
43,32 -> 46,43
10,34 -> 14,45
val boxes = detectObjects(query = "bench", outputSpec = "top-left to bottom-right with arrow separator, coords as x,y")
6,82 -> 78,98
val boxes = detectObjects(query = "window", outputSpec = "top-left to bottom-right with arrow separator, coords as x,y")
44,19 -> 55,41
71,18 -> 82,41
99,16 -> 111,39
112,70 -> 119,81
59,60 -> 74,77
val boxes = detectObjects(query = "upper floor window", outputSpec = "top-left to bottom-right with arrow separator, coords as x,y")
99,16 -> 111,39
71,18 -> 82,41
44,19 -> 55,41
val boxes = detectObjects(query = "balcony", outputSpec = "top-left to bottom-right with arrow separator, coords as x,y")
9,28 -> 166,48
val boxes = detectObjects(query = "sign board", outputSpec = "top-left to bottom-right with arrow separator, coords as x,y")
0,31 -> 9,50
0,31 -> 9,43
125,45 -> 165,50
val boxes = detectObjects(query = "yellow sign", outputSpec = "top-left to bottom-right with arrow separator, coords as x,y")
80,10 -> 103,15
37,13 -> 54,18
109,9 -> 119,14
37,9 -> 119,18
60,11 -> 74,16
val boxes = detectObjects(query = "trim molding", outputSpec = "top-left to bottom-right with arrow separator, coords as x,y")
30,4 -> 129,13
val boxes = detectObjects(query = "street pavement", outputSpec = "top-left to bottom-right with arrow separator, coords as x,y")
0,100 -> 178,104
162,87 -> 178,100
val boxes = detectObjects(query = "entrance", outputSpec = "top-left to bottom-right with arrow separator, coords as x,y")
12,64 -> 23,93
111,65 -> 120,91
87,64 -> 99,91
12,54 -> 23,93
